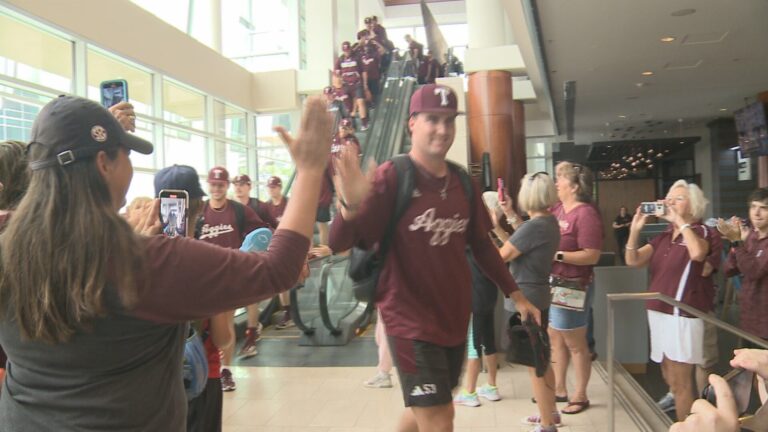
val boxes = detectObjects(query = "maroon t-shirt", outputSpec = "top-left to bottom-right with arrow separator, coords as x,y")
646,223 -> 721,316
246,197 -> 278,230
265,197 -> 288,226
334,54 -> 364,86
362,47 -> 381,81
550,201 -> 604,281
200,200 -> 267,249
725,231 -> 768,337
329,160 -> 520,347
320,135 -> 361,208
331,87 -> 353,114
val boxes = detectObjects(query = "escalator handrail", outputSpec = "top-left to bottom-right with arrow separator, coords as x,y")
290,254 -> 334,335
317,255 -> 352,336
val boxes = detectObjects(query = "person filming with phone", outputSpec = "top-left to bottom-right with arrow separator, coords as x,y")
625,180 -> 721,421
0,95 -> 332,430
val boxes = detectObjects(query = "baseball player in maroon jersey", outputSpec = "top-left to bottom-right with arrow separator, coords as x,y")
329,84 -> 539,431
334,41 -> 369,130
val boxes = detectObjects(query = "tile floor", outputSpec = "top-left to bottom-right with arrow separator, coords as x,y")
222,363 -> 645,432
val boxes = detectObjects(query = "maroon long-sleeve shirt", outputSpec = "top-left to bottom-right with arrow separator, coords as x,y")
725,231 -> 768,338
329,160 -> 519,347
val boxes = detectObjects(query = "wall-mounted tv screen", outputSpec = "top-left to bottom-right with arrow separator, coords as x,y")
734,102 -> 768,156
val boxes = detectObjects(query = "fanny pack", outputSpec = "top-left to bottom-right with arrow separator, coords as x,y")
549,275 -> 588,312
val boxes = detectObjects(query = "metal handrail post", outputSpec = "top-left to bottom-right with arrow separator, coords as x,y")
607,296 -> 615,432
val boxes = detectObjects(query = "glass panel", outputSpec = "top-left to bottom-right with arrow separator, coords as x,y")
255,113 -> 293,198
87,49 -> 153,115
124,171 -> 156,209
0,93 -> 43,142
526,157 -> 547,174
214,100 -> 247,142
163,80 -> 205,130
221,0 -> 298,72
226,142 -> 249,178
164,126 -> 208,173
526,141 -> 547,157
130,119 -> 156,169
0,13 -> 73,93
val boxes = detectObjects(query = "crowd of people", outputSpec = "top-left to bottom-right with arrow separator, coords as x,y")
0,16 -> 766,432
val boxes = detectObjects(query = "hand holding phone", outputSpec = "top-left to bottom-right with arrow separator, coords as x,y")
100,79 -> 129,109
640,201 -> 665,216
701,368 -> 754,416
497,178 -> 505,203
159,190 -> 189,238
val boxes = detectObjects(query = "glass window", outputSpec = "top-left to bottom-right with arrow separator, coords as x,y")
130,119 -> 156,169
226,142 -> 249,178
87,49 -> 153,115
526,142 -> 547,157
526,157 -> 547,174
0,93 -> 42,141
255,113 -> 293,198
163,80 -> 205,130
0,13 -> 73,93
124,171 -> 156,209
214,101 -> 246,142
164,126 -> 208,173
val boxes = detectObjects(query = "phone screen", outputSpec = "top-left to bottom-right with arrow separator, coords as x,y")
100,80 -> 129,109
497,178 -> 505,203
702,368 -> 754,415
159,190 -> 189,238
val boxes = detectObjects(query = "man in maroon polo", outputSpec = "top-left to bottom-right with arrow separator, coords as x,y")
329,84 -> 539,431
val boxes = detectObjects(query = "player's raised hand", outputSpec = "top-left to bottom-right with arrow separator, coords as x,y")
274,95 -> 333,175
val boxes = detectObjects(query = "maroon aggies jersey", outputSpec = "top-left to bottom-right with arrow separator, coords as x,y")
334,54 -> 363,86
200,201 -> 267,249
331,87 -> 353,114
319,134 -> 362,207
361,45 -> 381,81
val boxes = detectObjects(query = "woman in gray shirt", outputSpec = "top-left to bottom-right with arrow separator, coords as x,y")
496,172 -> 561,432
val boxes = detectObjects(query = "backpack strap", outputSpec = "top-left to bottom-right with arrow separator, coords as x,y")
446,160 -> 474,205
228,199 -> 247,239
378,154 -> 414,258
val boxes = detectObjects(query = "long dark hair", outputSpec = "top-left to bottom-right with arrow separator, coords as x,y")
0,143 -> 145,343
0,140 -> 29,210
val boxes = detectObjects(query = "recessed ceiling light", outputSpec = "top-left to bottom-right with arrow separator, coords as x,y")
671,8 -> 696,17
660,36 -> 676,43
618,115 -> 627,118
641,71 -> 654,76
719,108 -> 728,111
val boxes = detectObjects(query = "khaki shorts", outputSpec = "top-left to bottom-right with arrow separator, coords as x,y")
700,313 -> 719,369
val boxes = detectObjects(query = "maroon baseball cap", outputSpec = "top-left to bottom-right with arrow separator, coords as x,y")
409,84 -> 461,116
232,174 -> 251,185
364,17 -> 372,24
339,118 -> 354,129
341,41 -> 351,52
207,166 -> 230,184
266,176 -> 282,188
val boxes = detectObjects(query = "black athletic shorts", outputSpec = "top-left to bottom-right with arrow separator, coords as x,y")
388,336 -> 465,407
343,82 -> 364,100
316,205 -> 331,222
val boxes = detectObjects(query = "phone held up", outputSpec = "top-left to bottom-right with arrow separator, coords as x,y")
158,189 -> 189,238
640,201 -> 665,216
701,368 -> 755,416
497,178 -> 505,203
100,79 -> 129,109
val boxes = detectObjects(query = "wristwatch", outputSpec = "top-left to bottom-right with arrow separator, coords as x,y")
555,251 -> 565,262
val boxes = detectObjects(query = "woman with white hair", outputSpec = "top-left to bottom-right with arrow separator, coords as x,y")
626,179 -> 720,420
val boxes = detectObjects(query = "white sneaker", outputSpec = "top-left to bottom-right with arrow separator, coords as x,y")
477,384 -> 501,401
363,372 -> 392,388
453,390 -> 481,407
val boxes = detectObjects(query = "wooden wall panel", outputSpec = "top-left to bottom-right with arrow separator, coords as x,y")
596,179 -> 656,256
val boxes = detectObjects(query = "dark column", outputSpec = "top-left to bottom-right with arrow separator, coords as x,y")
758,91 -> 768,188
467,70 -> 521,196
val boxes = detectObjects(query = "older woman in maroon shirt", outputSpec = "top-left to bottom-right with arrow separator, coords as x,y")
626,179 -> 719,421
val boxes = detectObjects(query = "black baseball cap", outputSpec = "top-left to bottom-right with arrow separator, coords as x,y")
28,95 -> 153,170
154,165 -> 206,199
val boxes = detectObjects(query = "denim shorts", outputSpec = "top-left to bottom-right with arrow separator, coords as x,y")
549,282 -> 594,330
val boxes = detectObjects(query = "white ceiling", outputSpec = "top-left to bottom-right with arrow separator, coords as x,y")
534,0 -> 768,144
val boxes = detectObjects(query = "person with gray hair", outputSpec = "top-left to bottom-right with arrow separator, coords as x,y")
625,179 -> 722,420
496,172 -> 562,432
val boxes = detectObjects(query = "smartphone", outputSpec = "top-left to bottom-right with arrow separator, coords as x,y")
702,368 -> 754,415
100,79 -> 129,109
497,178 -> 505,203
158,189 -> 189,238
640,201 -> 665,215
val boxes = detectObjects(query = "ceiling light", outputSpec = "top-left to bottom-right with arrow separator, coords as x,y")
660,36 -> 676,43
656,153 -> 663,158
647,164 -> 654,169
618,115 -> 627,119
729,146 -> 740,151
647,149 -> 654,153
641,71 -> 654,76
679,141 -> 685,144
720,108 -> 728,112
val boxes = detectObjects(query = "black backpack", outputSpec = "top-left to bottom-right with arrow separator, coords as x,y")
349,154 -> 474,304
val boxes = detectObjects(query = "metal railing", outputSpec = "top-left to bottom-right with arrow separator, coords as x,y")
606,292 -> 768,432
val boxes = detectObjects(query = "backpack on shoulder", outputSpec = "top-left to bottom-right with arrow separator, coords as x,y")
348,154 -> 474,304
